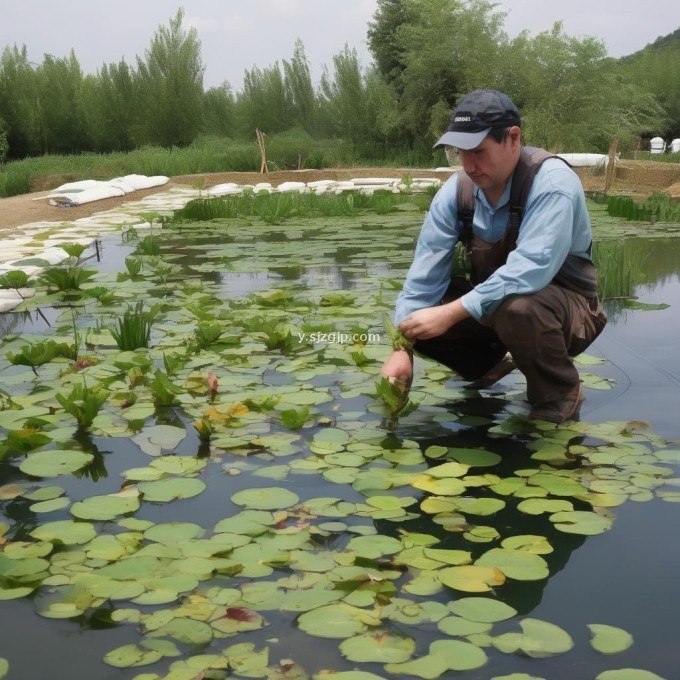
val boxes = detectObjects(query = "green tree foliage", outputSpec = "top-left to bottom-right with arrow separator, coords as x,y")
0,45 -> 40,158
504,23 -> 664,151
0,7 -> 676,167
283,40 -> 318,136
616,29 -> 680,139
34,51 -> 89,154
203,82 -> 236,137
367,0 -> 410,87
319,46 -> 367,141
235,61 -> 291,136
136,8 -> 205,147
367,0 -> 509,146
85,60 -> 138,152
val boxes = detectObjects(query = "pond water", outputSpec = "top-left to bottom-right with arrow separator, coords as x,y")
0,204 -> 679,680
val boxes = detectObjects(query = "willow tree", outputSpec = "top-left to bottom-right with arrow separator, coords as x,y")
282,40 -> 318,136
84,59 -> 138,152
319,46 -> 366,141
136,8 -> 205,147
504,23 -> 665,151
367,0 -> 509,146
34,51 -> 88,154
236,62 -> 291,136
0,45 -> 41,158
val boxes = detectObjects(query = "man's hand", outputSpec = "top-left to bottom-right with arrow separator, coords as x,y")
380,349 -> 414,386
399,299 -> 470,341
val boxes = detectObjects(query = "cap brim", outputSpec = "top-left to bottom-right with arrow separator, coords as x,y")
433,128 -> 491,151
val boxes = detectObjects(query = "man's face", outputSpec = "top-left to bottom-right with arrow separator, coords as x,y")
458,126 -> 521,199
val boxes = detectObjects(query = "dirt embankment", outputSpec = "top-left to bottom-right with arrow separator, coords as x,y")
1,161 -> 679,232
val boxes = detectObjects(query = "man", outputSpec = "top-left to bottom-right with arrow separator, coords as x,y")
381,89 -> 606,423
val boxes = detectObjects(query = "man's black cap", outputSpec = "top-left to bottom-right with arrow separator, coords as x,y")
434,89 -> 521,150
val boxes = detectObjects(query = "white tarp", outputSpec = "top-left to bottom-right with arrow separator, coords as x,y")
556,153 -> 611,167
39,174 -> 169,206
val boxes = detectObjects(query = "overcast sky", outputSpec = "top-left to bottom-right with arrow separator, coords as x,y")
0,0 -> 677,90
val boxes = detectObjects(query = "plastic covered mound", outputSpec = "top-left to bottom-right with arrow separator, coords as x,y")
556,153 -> 612,167
38,174 -> 169,206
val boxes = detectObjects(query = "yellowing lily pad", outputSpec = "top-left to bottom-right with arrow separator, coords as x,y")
438,565 -> 505,592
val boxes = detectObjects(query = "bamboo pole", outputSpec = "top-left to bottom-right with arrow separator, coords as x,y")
605,139 -> 618,193
256,129 -> 268,173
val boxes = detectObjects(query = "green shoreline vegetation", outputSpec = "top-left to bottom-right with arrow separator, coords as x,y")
1,5 -> 679,198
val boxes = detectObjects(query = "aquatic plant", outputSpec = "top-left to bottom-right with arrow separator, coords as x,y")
110,301 -> 159,350
55,381 -> 109,428
135,235 -> 161,256
7,339 -> 75,374
39,265 -> 97,292
0,270 -> 32,295
59,242 -> 88,263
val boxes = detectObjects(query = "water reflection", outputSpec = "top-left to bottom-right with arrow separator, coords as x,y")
1,218 -> 679,680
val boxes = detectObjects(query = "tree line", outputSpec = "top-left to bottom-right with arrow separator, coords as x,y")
0,3 -> 676,165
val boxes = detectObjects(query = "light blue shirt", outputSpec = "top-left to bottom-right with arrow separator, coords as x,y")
394,157 -> 593,323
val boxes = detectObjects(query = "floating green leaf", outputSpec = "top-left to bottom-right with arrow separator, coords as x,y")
340,631 -> 415,663
231,486 -> 299,510
19,449 -> 93,478
475,549 -> 549,581
550,510 -> 613,535
493,618 -> 574,658
595,672 -> 666,680
30,520 -> 96,545
448,597 -> 517,623
103,644 -> 163,668
297,603 -> 380,639
137,477 -> 206,502
588,624 -> 634,654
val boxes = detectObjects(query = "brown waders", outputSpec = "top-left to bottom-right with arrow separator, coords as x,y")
413,230 -> 607,422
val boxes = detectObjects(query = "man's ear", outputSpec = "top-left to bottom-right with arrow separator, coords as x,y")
508,126 -> 522,149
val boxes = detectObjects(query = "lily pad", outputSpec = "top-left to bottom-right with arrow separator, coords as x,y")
449,597 -> 517,623
19,449 -> 93,478
71,487 -> 141,520
103,644 -> 163,668
594,672 -> 665,680
339,631 -> 416,663
231,486 -> 300,510
550,510 -> 613,535
30,520 -> 96,545
588,624 -> 634,654
137,477 -> 206,502
493,618 -> 574,658
438,565 -> 505,592
385,639 -> 487,677
475,548 -> 549,581
297,603 -> 380,639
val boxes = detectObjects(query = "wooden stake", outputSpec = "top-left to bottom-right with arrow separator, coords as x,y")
256,129 -> 268,173
605,139 -> 618,193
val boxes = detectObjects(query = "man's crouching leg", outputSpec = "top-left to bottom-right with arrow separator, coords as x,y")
492,285 -> 603,423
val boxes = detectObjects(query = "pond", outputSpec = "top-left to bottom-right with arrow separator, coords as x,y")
0,196 -> 679,680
